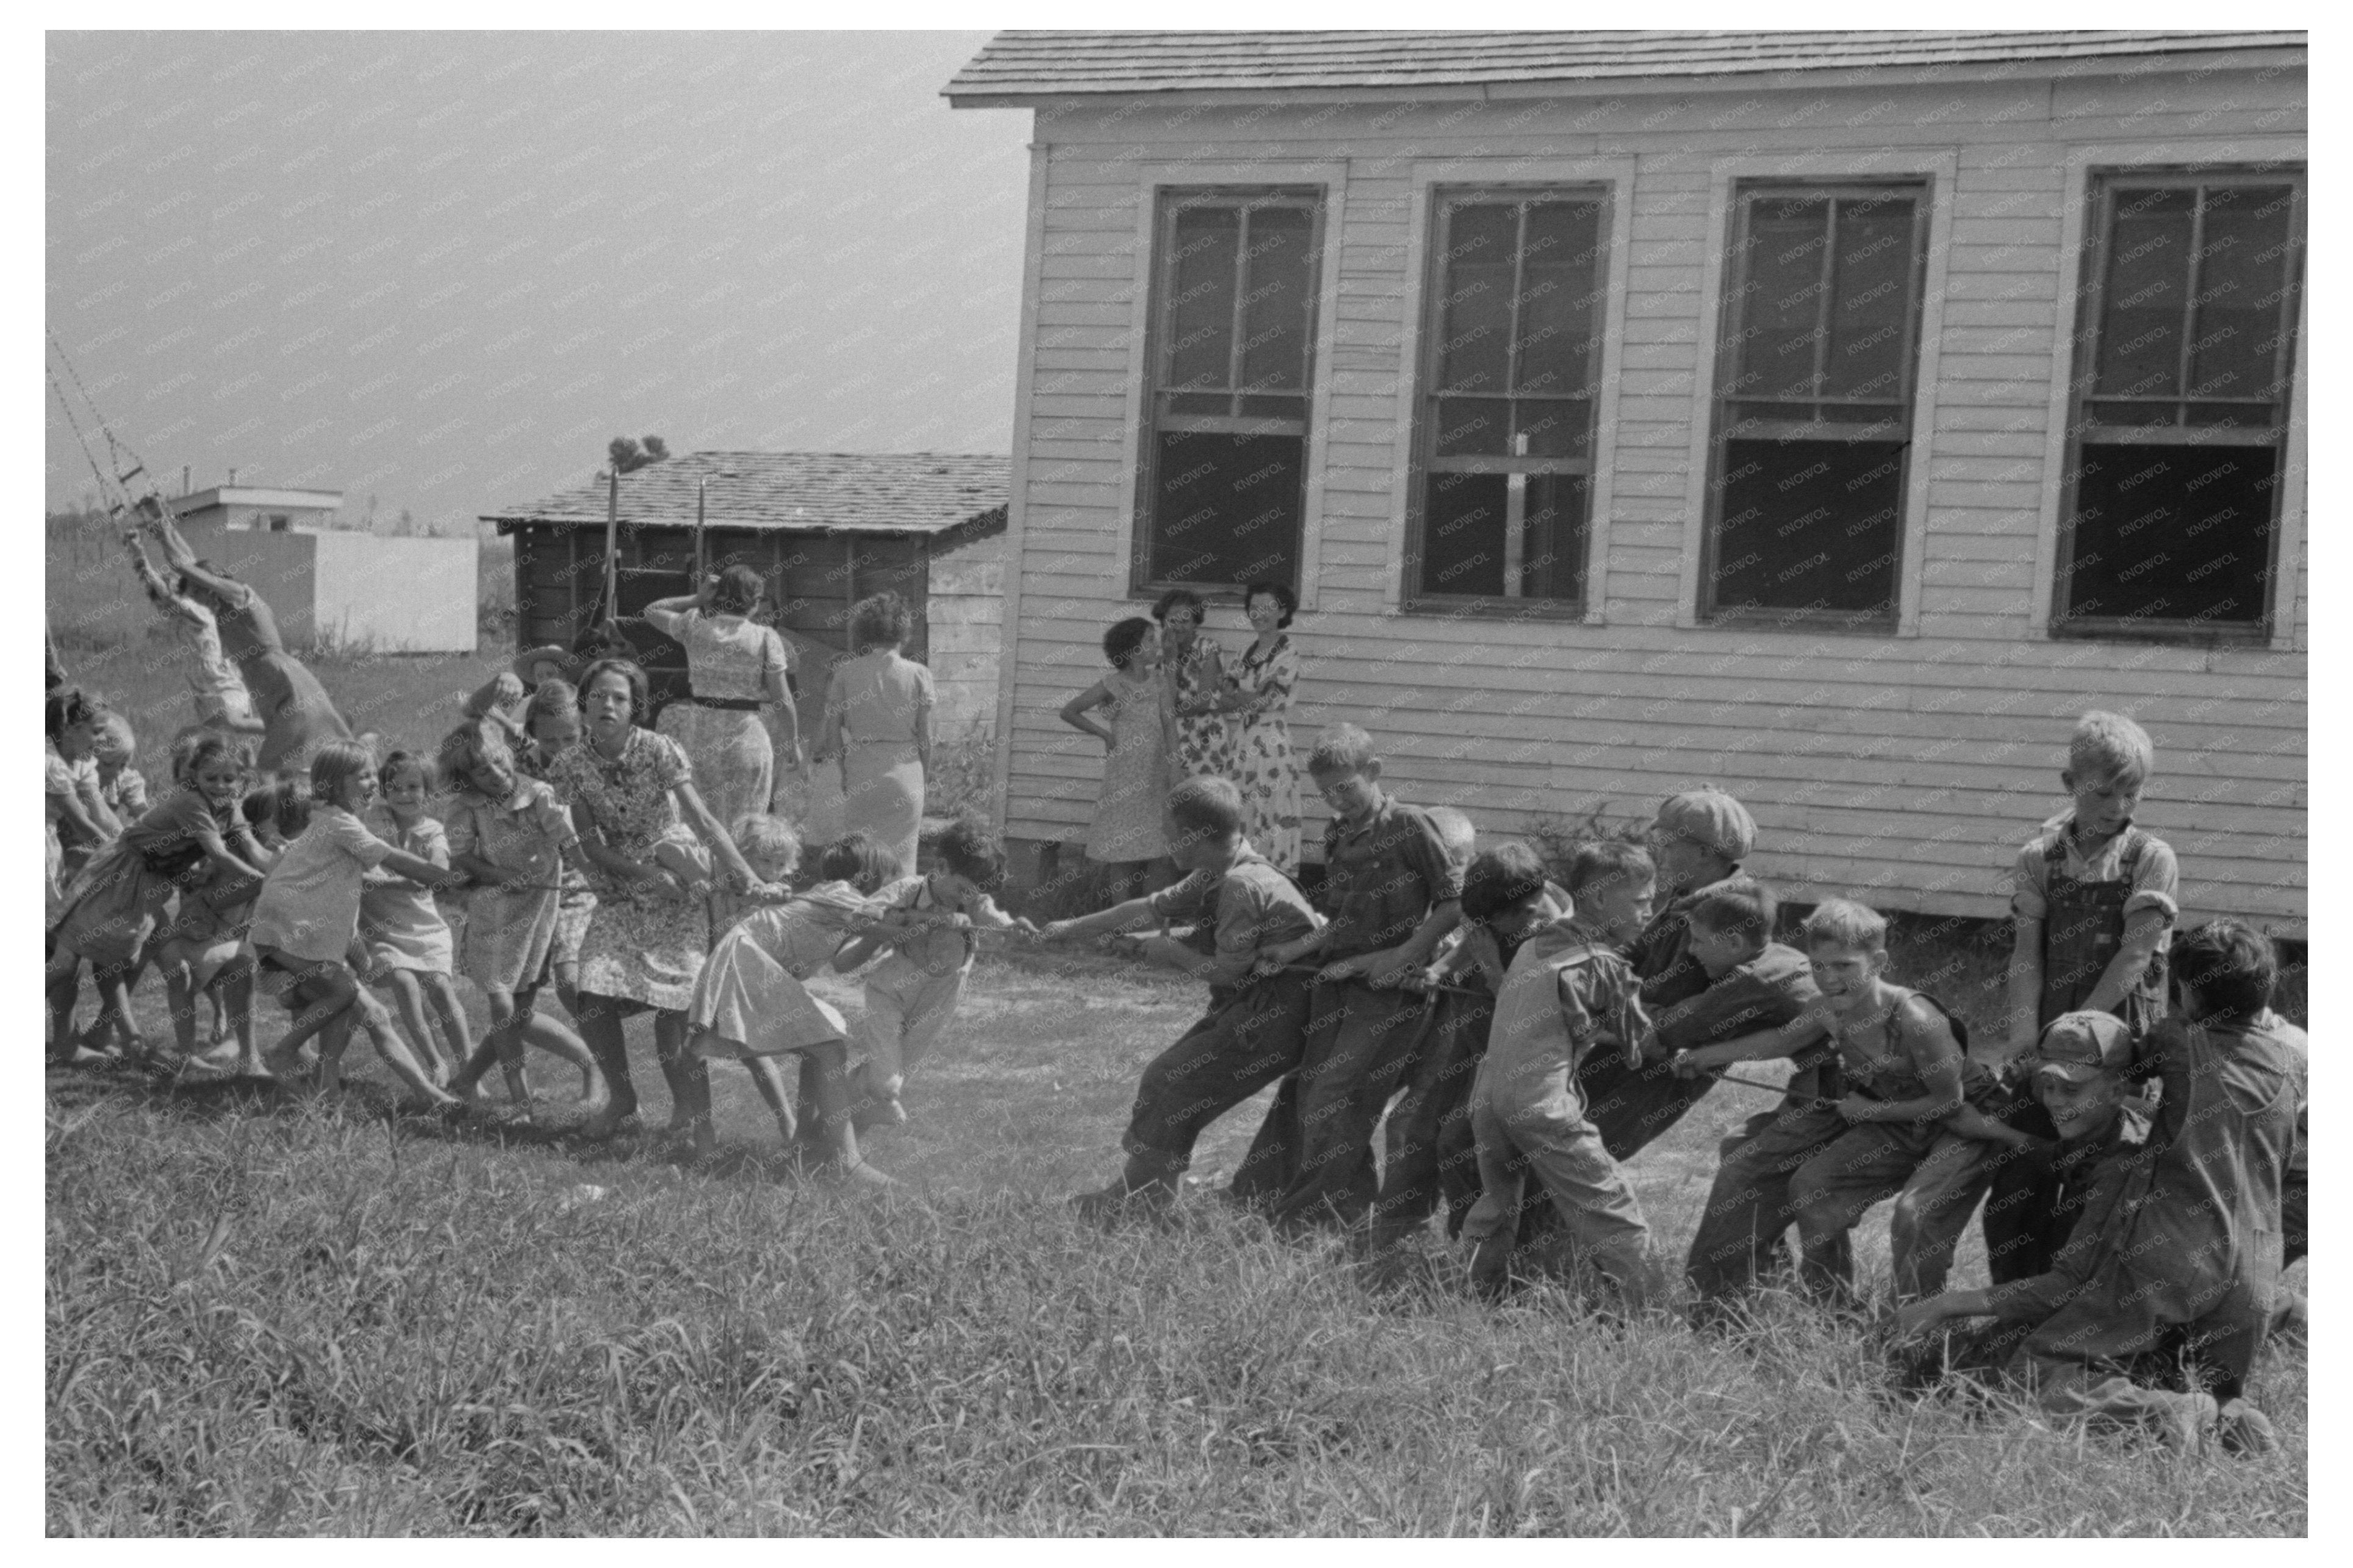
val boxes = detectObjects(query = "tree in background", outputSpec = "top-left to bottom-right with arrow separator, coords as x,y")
608,436 -> 670,475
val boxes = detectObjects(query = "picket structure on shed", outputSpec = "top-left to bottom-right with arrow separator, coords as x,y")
948,29 -> 2308,935
480,451 -> 1007,730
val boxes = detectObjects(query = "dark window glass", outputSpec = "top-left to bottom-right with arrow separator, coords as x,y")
2057,173 -> 2303,640
1703,184 -> 1929,626
1409,191 -> 1608,609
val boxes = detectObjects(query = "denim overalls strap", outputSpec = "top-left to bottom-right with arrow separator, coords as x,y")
2039,827 -> 2166,1032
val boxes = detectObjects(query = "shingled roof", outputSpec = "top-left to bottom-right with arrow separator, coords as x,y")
482,451 -> 1009,538
945,31 -> 2304,103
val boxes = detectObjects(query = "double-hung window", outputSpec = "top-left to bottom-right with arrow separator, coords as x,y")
1132,187 -> 1324,594
2053,170 -> 2305,641
1406,189 -> 1611,611
1702,182 -> 1931,628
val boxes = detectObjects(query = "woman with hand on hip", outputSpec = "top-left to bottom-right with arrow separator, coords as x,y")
547,657 -> 771,1151
643,564 -> 802,831
815,592 -> 933,880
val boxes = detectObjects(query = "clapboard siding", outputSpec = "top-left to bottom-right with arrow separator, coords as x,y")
986,58 -> 2307,933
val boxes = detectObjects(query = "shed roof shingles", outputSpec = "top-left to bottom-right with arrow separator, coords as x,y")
946,30 -> 2304,101
482,451 -> 1010,536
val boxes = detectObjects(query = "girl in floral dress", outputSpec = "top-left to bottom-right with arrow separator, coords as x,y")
1155,588 -> 1230,785
1204,581 -> 1304,874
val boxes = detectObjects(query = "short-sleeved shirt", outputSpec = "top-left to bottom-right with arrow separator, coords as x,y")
1146,841 -> 1322,993
1627,869 -> 1747,1012
443,779 -> 577,891
2009,811 -> 2180,927
248,804 -> 395,962
123,787 -> 258,881
101,766 -> 150,822
644,605 -> 789,703
1317,796 -> 1462,960
545,727 -> 692,871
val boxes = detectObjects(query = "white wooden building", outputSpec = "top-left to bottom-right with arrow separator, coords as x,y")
947,29 -> 2307,935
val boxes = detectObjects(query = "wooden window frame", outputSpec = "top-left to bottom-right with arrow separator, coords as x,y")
1129,184 -> 1327,600
1697,178 -> 1934,633
2049,166 -> 2306,646
1401,183 -> 1614,620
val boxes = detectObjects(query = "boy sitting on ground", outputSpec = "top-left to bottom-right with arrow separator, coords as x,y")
1046,775 -> 1322,1220
1895,922 -> 2300,1456
1459,840 -> 1665,1309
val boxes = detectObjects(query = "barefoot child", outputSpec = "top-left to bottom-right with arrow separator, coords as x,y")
151,773 -> 291,1077
1459,840 -> 1665,1307
691,814 -> 820,1143
357,750 -> 474,1082
842,816 -> 1035,1129
685,832 -> 901,1182
435,721 -> 600,1118
248,741 -> 465,1104
49,732 -> 267,1069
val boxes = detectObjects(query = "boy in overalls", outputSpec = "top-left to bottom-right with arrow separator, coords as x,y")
1985,711 -> 2179,1284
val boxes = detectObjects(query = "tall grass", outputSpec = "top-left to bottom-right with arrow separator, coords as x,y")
47,949 -> 2306,1536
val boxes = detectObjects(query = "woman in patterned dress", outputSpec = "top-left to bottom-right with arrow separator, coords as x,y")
644,566 -> 801,833
1199,581 -> 1303,874
548,658 -> 767,1149
1155,588 -> 1230,786
816,592 -> 933,880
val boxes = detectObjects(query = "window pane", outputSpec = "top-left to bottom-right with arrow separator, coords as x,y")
2191,184 -> 2297,406
1433,396 -> 1510,458
2094,187 -> 2195,401
1166,205 -> 1240,391
1513,398 -> 1590,461
1734,197 -> 1831,402
1149,430 -> 1303,587
1520,473 -> 1589,602
1825,196 -> 1915,401
1514,200 -> 1601,397
1713,437 -> 1904,616
1437,203 -> 1516,394
1419,470 -> 1507,597
2064,444 -> 2274,628
1240,206 -> 1317,392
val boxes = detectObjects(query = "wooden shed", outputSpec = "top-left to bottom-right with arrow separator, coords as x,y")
480,451 -> 1008,727
948,30 -> 2307,934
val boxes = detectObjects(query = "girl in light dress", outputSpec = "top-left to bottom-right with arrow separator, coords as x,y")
843,816 -> 1033,1129
434,721 -> 601,1120
1062,616 -> 1178,908
247,741 -> 465,1104
48,730 -> 265,1070
356,750 -> 475,1084
686,831 -> 902,1184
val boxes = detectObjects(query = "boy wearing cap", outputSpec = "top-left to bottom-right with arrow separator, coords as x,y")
1985,712 -> 2180,1281
1044,775 -> 1322,1219
1576,786 -> 1763,1160
1251,725 -> 1462,1232
1896,922 -> 2298,1455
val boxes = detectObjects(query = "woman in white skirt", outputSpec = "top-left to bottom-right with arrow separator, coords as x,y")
644,566 -> 802,832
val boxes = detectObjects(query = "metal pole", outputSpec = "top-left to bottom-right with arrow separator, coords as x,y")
695,477 -> 709,587
604,467 -> 620,625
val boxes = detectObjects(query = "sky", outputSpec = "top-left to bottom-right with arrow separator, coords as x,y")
45,30 -> 1033,530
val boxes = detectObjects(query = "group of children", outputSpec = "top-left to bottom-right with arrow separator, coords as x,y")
43,657 -> 1034,1186
1052,710 -> 2308,1457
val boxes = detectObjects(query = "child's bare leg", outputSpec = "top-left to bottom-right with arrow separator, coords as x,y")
314,1007 -> 356,1095
806,1043 -> 891,1185
163,957 -> 201,1057
264,963 -> 359,1080
519,1013 -> 597,1095
550,961 -> 596,1096
742,1052 -> 800,1144
220,964 -> 261,1076
46,951 -> 84,1062
384,972 -> 447,1083
449,988 -> 525,1106
93,966 -> 146,1060
353,990 -> 460,1107
423,975 -> 476,1081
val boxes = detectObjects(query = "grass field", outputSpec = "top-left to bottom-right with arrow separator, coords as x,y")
48,509 -> 2307,1534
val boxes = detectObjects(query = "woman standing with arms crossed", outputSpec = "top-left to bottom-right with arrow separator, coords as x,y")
548,657 -> 769,1151
815,592 -> 932,880
642,565 -> 802,832
1198,582 -> 1304,875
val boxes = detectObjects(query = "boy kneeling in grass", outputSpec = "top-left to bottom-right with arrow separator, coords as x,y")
1045,775 -> 1323,1220
1670,899 -> 2027,1304
1895,923 -> 2300,1456
1457,840 -> 1665,1309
